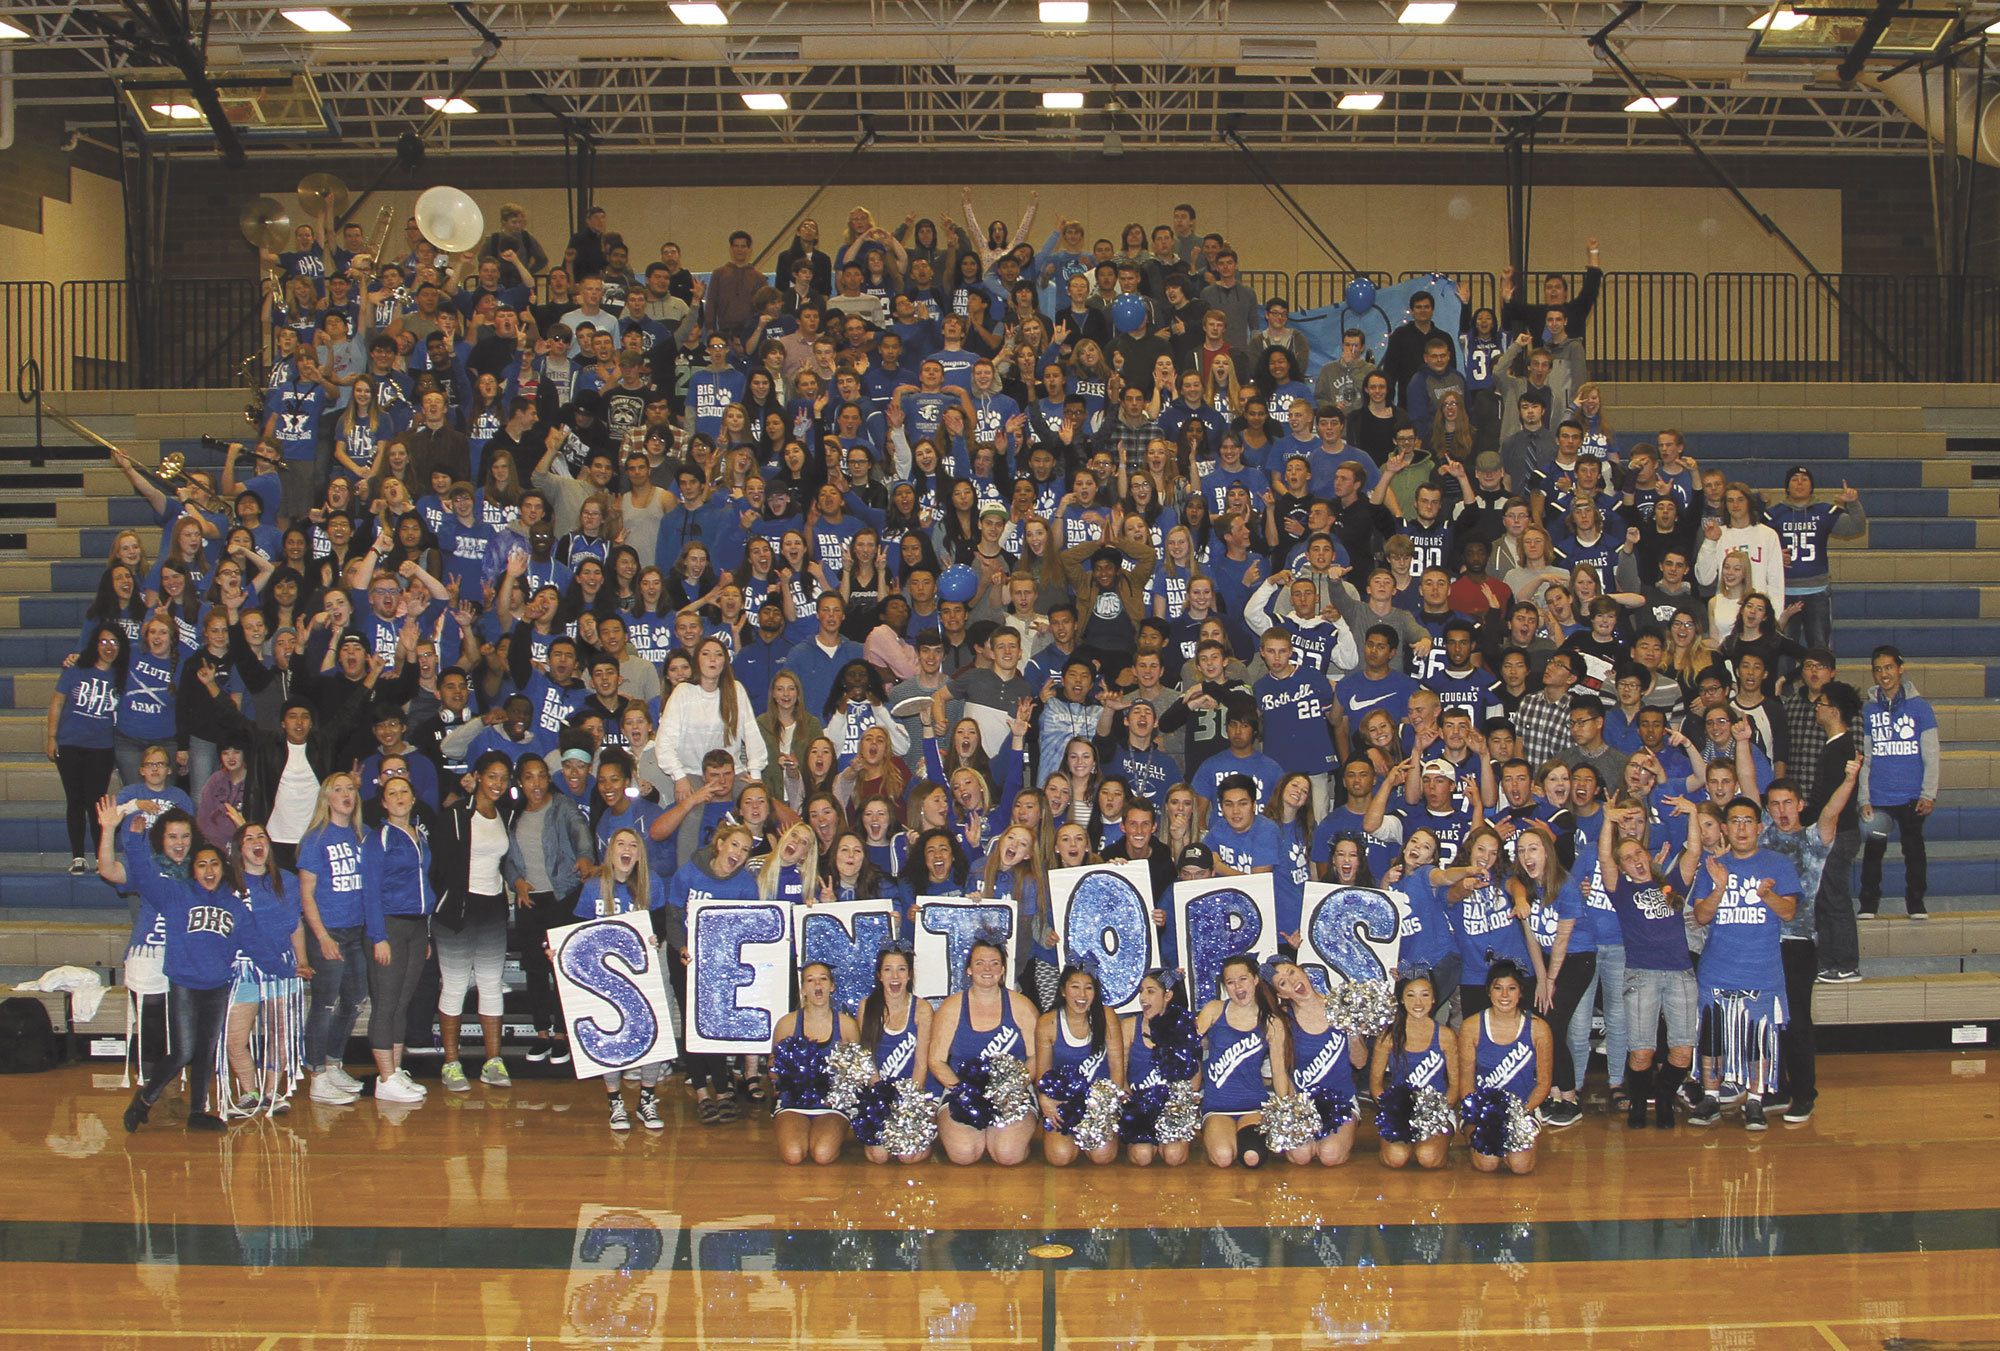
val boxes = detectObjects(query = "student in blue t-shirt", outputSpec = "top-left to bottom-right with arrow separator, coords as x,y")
51,625 -> 125,870
1335,626 -> 1420,749
1859,645 -> 1938,921
1202,775 -> 1284,880
1684,796 -> 1801,1132
1190,705 -> 1283,812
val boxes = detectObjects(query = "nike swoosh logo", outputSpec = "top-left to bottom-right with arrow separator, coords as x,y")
1347,693 -> 1396,710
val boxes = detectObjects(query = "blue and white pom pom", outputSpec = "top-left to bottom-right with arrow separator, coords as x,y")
1258,1091 -> 1324,1153
771,1033 -> 833,1110
853,1078 -> 939,1156
823,1042 -> 876,1117
1463,1087 -> 1539,1156
1376,1083 -> 1455,1142
947,1050 -> 1036,1129
1326,979 -> 1397,1038
1071,1080 -> 1128,1154
1119,1080 -> 1200,1146
1036,1065 -> 1091,1133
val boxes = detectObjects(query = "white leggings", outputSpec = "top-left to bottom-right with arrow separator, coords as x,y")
434,909 -> 508,1018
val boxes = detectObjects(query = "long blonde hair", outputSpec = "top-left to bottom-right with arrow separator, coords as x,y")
597,826 -> 653,912
758,822 -> 821,903
303,771 -> 358,839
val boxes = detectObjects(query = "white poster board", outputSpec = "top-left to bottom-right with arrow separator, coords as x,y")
1048,859 -> 1159,1012
549,913 -> 680,1080
1296,883 -> 1409,988
791,897 -> 898,1016
685,898 -> 792,1053
911,896 -> 1019,999
1173,872 -> 1279,1008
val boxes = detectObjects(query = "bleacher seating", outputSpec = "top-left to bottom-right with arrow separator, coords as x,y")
1,382 -> 1997,1033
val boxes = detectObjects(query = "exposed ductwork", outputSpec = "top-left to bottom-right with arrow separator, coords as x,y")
1872,66 -> 2000,168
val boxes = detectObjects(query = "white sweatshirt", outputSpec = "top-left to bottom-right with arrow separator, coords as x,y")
654,680 -> 768,781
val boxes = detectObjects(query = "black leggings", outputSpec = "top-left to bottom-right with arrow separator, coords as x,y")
140,984 -> 231,1115
56,744 -> 116,858
667,945 -> 730,1094
517,890 -> 575,1036
1544,952 -> 1599,1093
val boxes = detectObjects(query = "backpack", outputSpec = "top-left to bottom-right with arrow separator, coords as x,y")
0,997 -> 61,1073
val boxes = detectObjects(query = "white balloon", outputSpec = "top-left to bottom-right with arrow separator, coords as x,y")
415,186 -> 486,253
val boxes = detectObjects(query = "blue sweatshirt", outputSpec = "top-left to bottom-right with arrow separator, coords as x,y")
128,848 -> 249,990
361,822 -> 437,943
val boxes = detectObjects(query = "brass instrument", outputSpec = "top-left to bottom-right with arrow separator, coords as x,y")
352,203 -> 395,275
41,400 -> 245,523
238,196 -> 294,252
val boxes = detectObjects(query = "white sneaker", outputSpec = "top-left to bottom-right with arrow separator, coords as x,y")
310,1075 -> 359,1105
376,1073 -> 425,1104
394,1069 -> 429,1096
322,1062 -> 363,1093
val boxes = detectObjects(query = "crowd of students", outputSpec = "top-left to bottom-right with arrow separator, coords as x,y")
43,192 -> 1942,1153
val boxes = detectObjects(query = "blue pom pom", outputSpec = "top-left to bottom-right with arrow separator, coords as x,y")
848,1079 -> 897,1146
946,1059 -> 994,1128
1036,1065 -> 1090,1133
771,1033 -> 832,1110
1310,1090 -> 1357,1137
1375,1082 -> 1418,1143
1149,1005 -> 1202,1082
1463,1086 -> 1512,1157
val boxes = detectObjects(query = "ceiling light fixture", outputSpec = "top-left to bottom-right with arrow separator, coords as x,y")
1624,94 -> 1679,112
1041,90 -> 1086,109
670,3 -> 729,25
1040,2 -> 1090,22
0,18 -> 32,38
1337,91 -> 1386,110
1398,2 -> 1456,24
424,96 -> 477,114
741,91 -> 790,110
280,9 -> 351,32
1746,5 -> 1809,29
150,102 -> 203,120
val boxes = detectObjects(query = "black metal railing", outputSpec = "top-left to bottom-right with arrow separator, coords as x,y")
3,271 -> 1998,389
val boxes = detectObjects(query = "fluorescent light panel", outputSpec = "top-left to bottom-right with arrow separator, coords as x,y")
1746,5 -> 1808,29
1398,2 -> 1455,24
424,96 -> 477,114
1040,1 -> 1090,21
1041,90 -> 1085,109
741,91 -> 790,110
0,18 -> 31,38
280,9 -> 351,32
1624,95 -> 1678,112
1337,91 -> 1385,110
670,3 -> 729,24
151,103 -> 203,120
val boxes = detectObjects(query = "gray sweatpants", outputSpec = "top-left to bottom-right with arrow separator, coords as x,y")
367,915 -> 431,1050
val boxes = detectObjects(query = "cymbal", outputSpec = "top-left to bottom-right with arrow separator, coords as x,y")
238,196 -> 294,251
296,171 -> 350,216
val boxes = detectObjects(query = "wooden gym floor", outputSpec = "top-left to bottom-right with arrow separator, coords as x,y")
0,1051 -> 1996,1348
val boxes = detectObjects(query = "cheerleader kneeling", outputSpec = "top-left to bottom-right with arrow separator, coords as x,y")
1457,961 -> 1553,1176
1119,970 -> 1201,1168
772,962 -> 860,1166
852,946 -> 936,1165
1196,955 -> 1291,1169
1369,973 -> 1460,1170
1267,958 -> 1368,1168
928,938 -> 1041,1166
1034,963 -> 1127,1167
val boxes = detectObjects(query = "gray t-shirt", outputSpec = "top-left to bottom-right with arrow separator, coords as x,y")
516,800 -> 553,893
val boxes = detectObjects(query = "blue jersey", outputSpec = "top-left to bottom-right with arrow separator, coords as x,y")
1253,667 -> 1336,776
945,990 -> 1026,1071
1290,1017 -> 1357,1103
1424,666 -> 1502,723
1313,806 -> 1402,880
1191,750 -> 1282,810
1763,501 -> 1849,588
55,666 -> 119,750
1336,668 -> 1417,728
1391,869 -> 1459,973
1386,1023 -> 1447,1093
1400,802 -> 1475,866
1526,877 -> 1595,956
1396,516 -> 1454,579
1474,1012 -> 1539,1101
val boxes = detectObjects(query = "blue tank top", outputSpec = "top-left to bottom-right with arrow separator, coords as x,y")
1201,1006 -> 1268,1114
1388,1024 -> 1447,1093
1475,1012 -> 1538,1100
1048,1012 -> 1109,1085
1126,1015 -> 1162,1091
872,1003 -> 921,1081
1289,1014 -> 1357,1103
947,989 -> 1026,1071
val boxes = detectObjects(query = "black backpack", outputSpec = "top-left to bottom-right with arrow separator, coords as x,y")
0,997 -> 60,1073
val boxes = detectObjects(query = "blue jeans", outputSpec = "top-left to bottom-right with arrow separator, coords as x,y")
185,737 -> 219,804
305,924 -> 370,1067
1785,590 -> 1833,657
1568,942 -> 1629,1092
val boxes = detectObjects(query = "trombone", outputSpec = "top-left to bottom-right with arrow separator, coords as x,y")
41,399 -> 252,524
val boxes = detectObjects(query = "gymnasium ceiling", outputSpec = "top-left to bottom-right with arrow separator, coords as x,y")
1,0 -> 1996,157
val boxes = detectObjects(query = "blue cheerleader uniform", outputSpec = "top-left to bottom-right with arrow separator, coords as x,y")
1473,1011 -> 1539,1100
775,1012 -> 845,1117
1387,1023 -> 1448,1094
1200,1007 -> 1268,1117
1290,1014 -> 1358,1127
872,1002 -> 922,1082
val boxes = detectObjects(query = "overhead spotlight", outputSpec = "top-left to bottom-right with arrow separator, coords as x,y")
741,91 -> 790,110
1338,91 -> 1386,110
280,9 -> 351,32
1624,94 -> 1678,112
670,3 -> 729,24
1746,4 -> 1809,29
150,102 -> 203,120
1040,1 -> 1090,22
0,17 -> 31,38
1102,97 -> 1124,156
424,96 -> 477,114
1041,90 -> 1086,110
1397,2 -> 1455,24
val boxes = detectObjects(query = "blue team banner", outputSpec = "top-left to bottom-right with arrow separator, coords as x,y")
1293,272 -> 1465,377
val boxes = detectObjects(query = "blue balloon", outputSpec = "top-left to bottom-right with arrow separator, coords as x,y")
937,564 -> 979,604
1343,276 -> 1377,311
1111,293 -> 1148,335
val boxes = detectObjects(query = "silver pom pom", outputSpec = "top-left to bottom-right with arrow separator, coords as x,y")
1504,1095 -> 1540,1155
1155,1082 -> 1201,1146
823,1042 -> 876,1117
983,1051 -> 1037,1129
1409,1086 -> 1455,1141
878,1080 -> 940,1158
1071,1079 -> 1127,1154
1327,978 -> 1396,1037
1258,1091 -> 1323,1154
